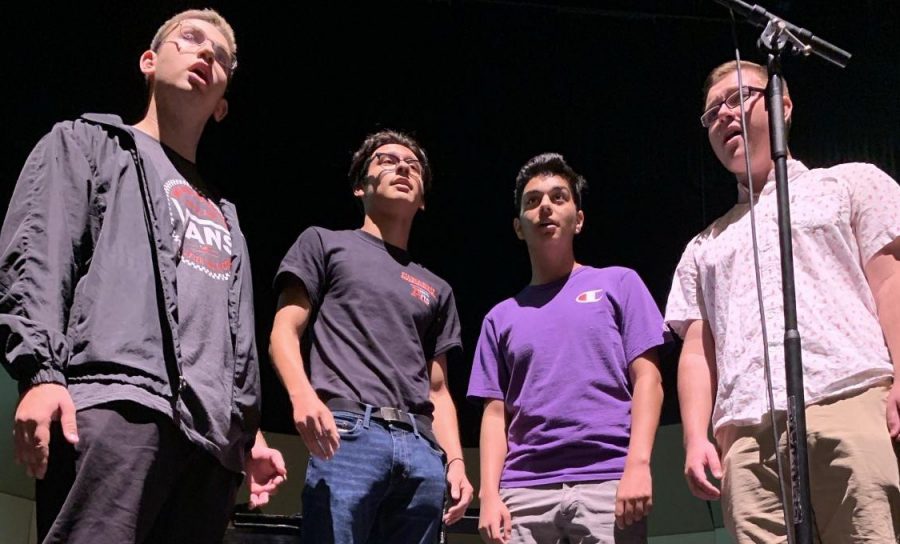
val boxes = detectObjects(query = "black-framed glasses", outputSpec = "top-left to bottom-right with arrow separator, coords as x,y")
164,22 -> 237,77
700,86 -> 766,128
372,152 -> 423,176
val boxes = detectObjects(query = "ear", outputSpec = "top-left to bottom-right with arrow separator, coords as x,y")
139,50 -> 157,78
213,98 -> 229,123
782,93 -> 793,124
575,210 -> 585,234
418,180 -> 426,211
353,184 -> 366,199
513,217 -> 524,240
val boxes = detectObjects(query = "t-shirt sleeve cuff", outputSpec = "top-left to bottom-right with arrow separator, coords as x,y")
432,340 -> 462,359
273,267 -> 319,308
625,335 -> 667,365
665,313 -> 702,340
466,389 -> 504,405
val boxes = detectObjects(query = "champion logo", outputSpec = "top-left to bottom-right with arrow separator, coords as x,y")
576,289 -> 605,303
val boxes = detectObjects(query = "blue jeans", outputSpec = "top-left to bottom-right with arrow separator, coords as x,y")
301,409 -> 447,544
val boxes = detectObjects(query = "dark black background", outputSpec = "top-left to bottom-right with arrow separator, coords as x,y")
3,1 -> 898,446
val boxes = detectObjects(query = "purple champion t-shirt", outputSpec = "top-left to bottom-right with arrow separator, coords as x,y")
467,266 -> 665,487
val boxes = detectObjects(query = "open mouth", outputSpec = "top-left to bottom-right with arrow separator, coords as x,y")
188,64 -> 211,85
724,126 -> 743,146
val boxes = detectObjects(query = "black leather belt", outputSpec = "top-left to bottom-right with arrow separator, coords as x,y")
325,398 -> 441,449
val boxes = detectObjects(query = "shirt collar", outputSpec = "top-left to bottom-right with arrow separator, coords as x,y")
736,159 -> 809,203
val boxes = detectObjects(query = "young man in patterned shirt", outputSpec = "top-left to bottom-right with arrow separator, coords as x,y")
667,60 -> 900,542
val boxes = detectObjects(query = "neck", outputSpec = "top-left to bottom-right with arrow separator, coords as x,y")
736,167 -> 770,194
133,93 -> 207,162
528,243 -> 578,285
360,212 -> 413,250
736,151 -> 793,193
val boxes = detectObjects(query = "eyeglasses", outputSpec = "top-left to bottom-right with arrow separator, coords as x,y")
700,86 -> 766,128
163,22 -> 237,77
372,152 -> 423,177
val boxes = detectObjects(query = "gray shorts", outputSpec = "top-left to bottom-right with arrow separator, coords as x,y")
500,480 -> 647,544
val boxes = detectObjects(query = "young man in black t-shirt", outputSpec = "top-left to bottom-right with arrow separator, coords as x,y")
270,130 -> 474,543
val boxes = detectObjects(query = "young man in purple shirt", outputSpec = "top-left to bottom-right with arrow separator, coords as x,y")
468,153 -> 666,544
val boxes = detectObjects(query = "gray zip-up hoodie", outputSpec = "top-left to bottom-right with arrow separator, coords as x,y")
0,114 -> 260,473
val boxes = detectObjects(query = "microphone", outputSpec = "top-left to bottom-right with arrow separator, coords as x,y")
712,0 -> 851,68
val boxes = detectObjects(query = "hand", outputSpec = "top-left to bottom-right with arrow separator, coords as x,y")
477,492 -> 511,544
291,393 -> 339,459
246,445 -> 287,509
887,382 -> 900,439
615,462 -> 652,530
14,383 -> 79,479
443,459 -> 474,525
683,437 -> 722,500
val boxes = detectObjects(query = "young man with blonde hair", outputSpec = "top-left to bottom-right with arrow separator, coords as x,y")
0,9 -> 284,543
667,60 -> 900,542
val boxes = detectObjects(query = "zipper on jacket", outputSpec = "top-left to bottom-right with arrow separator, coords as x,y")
127,143 -> 185,401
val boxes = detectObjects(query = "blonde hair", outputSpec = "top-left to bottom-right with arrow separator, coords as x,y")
150,8 -> 236,58
701,60 -> 790,105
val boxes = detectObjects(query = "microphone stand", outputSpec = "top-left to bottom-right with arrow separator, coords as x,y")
711,2 -> 851,543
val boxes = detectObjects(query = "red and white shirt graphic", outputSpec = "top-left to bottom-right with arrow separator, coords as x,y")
164,179 -> 233,282
401,271 -> 437,306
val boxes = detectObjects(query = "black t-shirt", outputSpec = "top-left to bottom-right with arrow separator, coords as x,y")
134,130 -> 237,458
275,227 -> 462,416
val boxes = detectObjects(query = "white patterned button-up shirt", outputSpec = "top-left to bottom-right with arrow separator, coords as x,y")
666,160 -> 900,431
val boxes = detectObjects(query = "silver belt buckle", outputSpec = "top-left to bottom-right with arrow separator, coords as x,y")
380,407 -> 403,422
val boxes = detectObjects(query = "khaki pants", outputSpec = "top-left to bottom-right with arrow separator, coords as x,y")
717,384 -> 900,543
500,480 -> 646,544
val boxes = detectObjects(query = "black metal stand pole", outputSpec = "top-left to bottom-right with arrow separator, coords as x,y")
762,47 -> 813,544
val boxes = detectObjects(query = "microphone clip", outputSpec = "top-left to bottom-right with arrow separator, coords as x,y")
758,18 -> 812,58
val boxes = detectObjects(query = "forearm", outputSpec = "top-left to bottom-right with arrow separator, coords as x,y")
626,370 -> 663,467
479,400 -> 508,499
678,355 -> 715,443
678,321 -> 718,444
269,326 -> 316,401
874,272 -> 900,376
431,386 -> 465,461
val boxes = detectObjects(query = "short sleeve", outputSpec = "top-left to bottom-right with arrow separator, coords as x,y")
466,314 -> 507,403
426,287 -> 462,360
273,227 -> 328,309
615,269 -> 666,363
844,163 -> 900,264
664,238 -> 706,339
